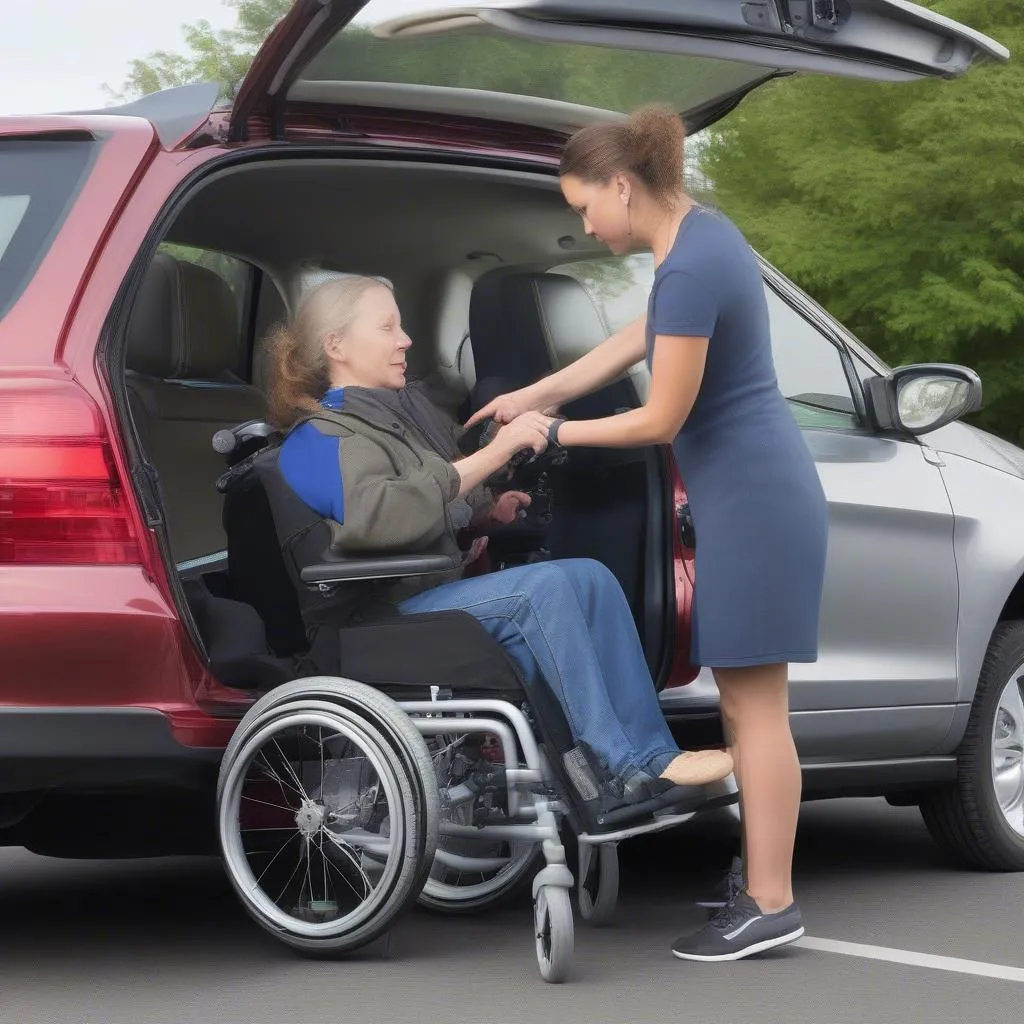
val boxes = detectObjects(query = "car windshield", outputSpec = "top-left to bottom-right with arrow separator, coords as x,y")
296,0 -> 772,118
0,136 -> 97,322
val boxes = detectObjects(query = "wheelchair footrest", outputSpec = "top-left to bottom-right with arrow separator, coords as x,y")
594,781 -> 709,829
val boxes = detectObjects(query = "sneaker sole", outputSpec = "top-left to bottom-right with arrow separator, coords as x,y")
671,925 -> 805,962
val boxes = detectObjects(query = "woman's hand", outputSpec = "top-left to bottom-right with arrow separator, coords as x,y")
451,412 -> 551,498
465,388 -> 550,428
493,411 -> 552,460
489,490 -> 532,525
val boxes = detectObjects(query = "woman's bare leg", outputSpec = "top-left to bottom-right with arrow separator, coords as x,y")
713,663 -> 800,911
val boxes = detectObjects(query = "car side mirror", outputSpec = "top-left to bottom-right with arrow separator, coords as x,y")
864,363 -> 982,435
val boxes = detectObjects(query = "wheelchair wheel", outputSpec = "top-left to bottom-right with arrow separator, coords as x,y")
217,677 -> 439,957
417,731 -> 542,914
577,841 -> 619,927
534,885 -> 574,983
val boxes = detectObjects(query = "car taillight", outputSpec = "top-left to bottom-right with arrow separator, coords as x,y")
0,380 -> 141,565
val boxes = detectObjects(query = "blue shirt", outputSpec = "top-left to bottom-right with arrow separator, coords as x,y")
278,388 -> 346,523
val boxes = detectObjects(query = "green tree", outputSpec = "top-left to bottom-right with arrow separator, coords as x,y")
106,0 -> 291,102
699,0 -> 1024,443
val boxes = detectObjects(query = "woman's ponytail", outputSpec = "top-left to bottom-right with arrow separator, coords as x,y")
560,102 -> 687,206
265,322 -> 325,429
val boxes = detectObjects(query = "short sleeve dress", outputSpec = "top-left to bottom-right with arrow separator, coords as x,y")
647,206 -> 829,668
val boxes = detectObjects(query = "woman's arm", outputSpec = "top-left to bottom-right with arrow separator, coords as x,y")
555,267 -> 718,447
465,315 -> 647,427
450,415 -> 550,492
331,434 -> 459,552
331,416 -> 549,551
555,333 -> 709,448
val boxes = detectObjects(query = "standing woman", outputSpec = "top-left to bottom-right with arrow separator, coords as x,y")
468,105 -> 828,961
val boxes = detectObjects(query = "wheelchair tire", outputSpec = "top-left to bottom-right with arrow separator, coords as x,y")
222,675 -> 440,890
417,842 -> 542,914
577,842 -> 619,927
217,677 -> 439,958
534,885 -> 574,984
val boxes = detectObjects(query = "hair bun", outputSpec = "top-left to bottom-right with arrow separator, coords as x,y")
626,104 -> 686,200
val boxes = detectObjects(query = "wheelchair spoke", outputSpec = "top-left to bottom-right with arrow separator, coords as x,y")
271,738 -> 308,799
250,830 -> 300,894
271,837 -> 307,908
320,829 -> 373,902
303,836 -> 314,909
255,750 -> 303,801
240,793 -> 296,815
320,831 -> 328,906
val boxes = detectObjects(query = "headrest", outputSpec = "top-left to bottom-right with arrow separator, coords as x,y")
126,253 -> 240,379
468,271 -> 608,386
294,267 -> 394,308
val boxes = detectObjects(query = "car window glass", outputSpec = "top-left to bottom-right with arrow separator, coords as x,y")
551,253 -> 654,337
157,243 -> 250,317
304,1 -> 769,120
156,243 -> 253,377
765,289 -> 858,427
0,137 -> 97,322
0,195 -> 30,261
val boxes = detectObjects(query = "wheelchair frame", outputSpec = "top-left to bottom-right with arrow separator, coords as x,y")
217,678 -> 737,983
211,420 -> 738,983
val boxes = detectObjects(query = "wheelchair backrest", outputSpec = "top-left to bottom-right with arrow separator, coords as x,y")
221,435 -> 392,655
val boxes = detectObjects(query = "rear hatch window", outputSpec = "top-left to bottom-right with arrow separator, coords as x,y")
0,135 -> 98,321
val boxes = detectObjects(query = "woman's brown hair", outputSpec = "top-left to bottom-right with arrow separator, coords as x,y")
559,104 -> 687,206
264,275 -> 391,428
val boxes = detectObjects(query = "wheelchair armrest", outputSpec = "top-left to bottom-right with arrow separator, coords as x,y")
299,551 -> 460,585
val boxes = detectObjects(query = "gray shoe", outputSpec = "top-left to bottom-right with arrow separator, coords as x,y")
672,890 -> 804,962
695,855 -> 744,909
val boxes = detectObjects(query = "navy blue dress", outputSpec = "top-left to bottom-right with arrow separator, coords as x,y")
647,207 -> 828,668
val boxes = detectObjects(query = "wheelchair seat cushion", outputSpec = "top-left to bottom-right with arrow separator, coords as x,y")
298,608 -> 525,699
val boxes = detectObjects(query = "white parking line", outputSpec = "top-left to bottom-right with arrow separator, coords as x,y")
797,937 -> 1024,983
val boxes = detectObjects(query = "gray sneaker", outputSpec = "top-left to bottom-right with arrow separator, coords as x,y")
695,855 -> 744,909
672,890 -> 804,962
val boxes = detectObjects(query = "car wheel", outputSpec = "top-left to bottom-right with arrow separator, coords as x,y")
920,620 -> 1024,871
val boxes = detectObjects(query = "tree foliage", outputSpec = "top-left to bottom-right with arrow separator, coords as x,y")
701,0 -> 1024,442
107,0 -> 291,102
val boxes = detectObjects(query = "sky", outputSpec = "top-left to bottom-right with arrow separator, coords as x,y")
0,0 -> 465,115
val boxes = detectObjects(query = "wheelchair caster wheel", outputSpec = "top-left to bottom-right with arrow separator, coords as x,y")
577,842 -> 619,927
534,885 -> 574,983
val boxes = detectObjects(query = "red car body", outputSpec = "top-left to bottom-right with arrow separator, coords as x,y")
0,102 -> 697,822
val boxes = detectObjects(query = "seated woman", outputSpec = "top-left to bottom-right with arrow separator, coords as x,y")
265,274 -> 733,804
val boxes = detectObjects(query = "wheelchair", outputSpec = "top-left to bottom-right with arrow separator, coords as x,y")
198,419 -> 737,983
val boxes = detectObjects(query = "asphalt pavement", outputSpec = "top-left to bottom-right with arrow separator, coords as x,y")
1,797 -> 1021,1024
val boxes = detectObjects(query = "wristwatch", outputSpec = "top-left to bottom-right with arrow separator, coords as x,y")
547,417 -> 566,447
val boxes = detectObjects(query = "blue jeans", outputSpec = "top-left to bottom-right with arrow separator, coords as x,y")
399,558 -> 680,779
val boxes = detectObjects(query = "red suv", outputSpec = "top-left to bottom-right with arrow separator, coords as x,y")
0,0 -> 1013,944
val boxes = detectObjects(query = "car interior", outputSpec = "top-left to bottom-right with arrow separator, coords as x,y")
117,156 -> 678,692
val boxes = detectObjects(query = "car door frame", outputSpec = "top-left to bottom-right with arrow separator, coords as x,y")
757,261 -> 964,762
